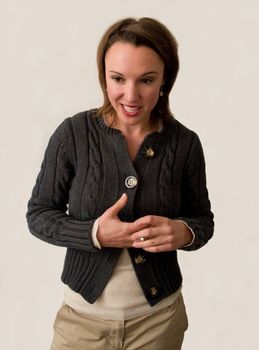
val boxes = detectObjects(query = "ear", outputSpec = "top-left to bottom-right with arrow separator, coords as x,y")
161,77 -> 165,85
160,82 -> 165,90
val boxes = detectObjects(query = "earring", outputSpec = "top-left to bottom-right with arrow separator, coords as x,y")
159,90 -> 164,97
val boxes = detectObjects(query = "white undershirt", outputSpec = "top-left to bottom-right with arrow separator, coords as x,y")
64,248 -> 182,320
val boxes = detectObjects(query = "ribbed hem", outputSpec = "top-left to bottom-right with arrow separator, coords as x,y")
61,248 -> 121,304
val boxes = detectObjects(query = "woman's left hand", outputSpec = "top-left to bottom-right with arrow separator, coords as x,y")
131,216 -> 193,252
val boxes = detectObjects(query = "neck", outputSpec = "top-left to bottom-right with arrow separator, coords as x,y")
104,114 -> 159,138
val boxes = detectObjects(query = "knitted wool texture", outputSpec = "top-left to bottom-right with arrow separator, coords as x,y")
26,109 -> 214,305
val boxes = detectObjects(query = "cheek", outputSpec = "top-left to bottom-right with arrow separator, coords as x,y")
106,83 -> 122,102
146,89 -> 160,107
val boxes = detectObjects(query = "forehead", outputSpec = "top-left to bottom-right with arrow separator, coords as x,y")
105,41 -> 164,73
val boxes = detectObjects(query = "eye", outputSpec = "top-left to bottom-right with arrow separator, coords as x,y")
111,75 -> 124,82
140,78 -> 153,84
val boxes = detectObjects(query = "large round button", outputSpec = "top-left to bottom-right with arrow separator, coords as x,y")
125,176 -> 138,189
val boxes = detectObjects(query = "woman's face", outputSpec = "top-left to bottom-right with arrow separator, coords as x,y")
105,41 -> 164,129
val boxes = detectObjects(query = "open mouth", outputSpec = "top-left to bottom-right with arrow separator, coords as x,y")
121,104 -> 142,115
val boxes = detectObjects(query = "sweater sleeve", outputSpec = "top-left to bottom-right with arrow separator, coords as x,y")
26,118 -> 98,251
177,132 -> 214,251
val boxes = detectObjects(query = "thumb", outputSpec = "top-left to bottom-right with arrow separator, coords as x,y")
110,193 -> 128,216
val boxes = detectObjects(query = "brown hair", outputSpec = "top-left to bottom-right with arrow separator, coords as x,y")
96,17 -> 179,122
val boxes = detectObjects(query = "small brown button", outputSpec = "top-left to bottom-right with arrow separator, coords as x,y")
149,287 -> 159,297
143,146 -> 155,159
134,255 -> 147,265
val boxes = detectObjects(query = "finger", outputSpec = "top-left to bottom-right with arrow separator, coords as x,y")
119,222 -> 150,241
144,243 -> 176,253
109,193 -> 128,216
128,221 -> 150,235
132,229 -> 172,248
131,227 -> 157,242
134,215 -> 154,226
133,238 -> 157,249
134,215 -> 162,226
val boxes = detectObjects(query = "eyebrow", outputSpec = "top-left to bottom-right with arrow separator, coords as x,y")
108,70 -> 159,76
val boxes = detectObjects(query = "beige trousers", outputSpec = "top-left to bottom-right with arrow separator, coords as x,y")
50,293 -> 188,350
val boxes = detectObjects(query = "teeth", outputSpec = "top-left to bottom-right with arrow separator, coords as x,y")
123,105 -> 140,113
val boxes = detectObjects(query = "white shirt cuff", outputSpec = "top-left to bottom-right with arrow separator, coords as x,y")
177,220 -> 196,247
91,218 -> 102,249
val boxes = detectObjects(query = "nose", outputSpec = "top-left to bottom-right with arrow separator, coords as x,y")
124,82 -> 140,103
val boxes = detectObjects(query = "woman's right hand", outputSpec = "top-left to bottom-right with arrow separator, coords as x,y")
97,193 -> 145,248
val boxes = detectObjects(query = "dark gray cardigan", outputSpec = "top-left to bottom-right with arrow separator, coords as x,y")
26,109 -> 214,306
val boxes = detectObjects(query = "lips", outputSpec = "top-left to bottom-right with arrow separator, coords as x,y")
121,104 -> 142,116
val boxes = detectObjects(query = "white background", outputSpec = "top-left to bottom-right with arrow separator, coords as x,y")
1,0 -> 258,349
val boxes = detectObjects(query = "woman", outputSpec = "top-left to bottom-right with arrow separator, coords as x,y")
26,17 -> 214,350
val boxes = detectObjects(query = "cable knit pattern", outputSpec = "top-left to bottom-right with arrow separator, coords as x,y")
82,119 -> 102,219
26,109 -> 214,305
158,135 -> 177,216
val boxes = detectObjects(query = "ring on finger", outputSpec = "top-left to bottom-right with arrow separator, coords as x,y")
139,237 -> 145,242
